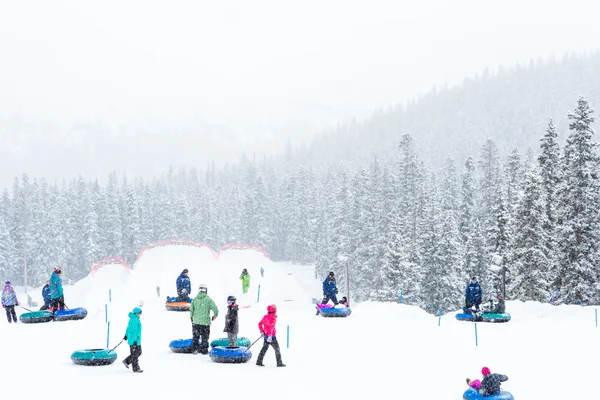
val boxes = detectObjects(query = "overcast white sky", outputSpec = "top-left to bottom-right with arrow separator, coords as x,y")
1,0 -> 600,140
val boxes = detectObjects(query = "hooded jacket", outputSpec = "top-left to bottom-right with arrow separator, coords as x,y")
124,308 -> 142,346
1,284 -> 18,307
258,312 -> 277,337
190,292 -> 219,325
49,271 -> 64,299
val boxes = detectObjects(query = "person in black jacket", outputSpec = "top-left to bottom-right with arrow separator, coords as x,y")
223,295 -> 239,347
480,366 -> 508,396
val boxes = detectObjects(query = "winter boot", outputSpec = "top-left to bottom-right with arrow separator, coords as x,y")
123,360 -> 129,369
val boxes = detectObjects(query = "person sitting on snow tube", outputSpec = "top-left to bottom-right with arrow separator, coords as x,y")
492,295 -> 505,314
176,289 -> 190,303
480,366 -> 508,396
482,295 -> 506,315
465,277 -> 482,311
338,296 -> 349,307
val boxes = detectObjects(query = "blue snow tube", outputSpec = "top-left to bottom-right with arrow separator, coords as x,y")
320,307 -> 352,318
209,346 -> 252,363
463,388 -> 514,400
169,338 -> 194,353
54,307 -> 88,322
455,312 -> 477,321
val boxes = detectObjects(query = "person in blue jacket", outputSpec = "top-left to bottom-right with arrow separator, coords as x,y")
49,268 -> 65,312
40,280 -> 51,310
176,269 -> 191,297
465,276 -> 482,312
322,271 -> 339,306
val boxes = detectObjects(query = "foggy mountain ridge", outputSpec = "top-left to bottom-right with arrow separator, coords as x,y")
3,51 -> 600,189
301,51 -> 600,170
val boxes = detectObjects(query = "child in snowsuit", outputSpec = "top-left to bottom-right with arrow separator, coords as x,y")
1,281 -> 19,323
256,305 -> 285,367
466,378 -> 482,391
322,271 -> 338,306
240,269 -> 251,294
223,295 -> 239,347
122,307 -> 143,373
480,366 -> 508,396
41,280 -> 51,310
49,268 -> 65,312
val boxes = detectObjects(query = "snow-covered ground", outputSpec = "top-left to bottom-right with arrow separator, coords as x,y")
0,246 -> 598,399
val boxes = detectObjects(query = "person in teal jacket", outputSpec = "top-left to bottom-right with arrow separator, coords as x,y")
240,269 -> 251,294
49,268 -> 65,312
122,307 -> 143,373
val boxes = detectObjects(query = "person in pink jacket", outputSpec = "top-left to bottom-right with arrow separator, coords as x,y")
1,281 -> 19,323
256,304 -> 285,367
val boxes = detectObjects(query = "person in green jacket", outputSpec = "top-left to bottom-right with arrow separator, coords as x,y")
240,269 -> 251,294
122,307 -> 143,373
190,284 -> 218,354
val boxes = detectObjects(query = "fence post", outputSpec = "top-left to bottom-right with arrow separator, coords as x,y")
474,322 -> 478,347
256,285 -> 261,303
287,325 -> 290,349
438,307 -> 443,326
106,289 -> 112,348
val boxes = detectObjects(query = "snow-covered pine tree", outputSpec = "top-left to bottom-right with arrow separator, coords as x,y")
459,157 -> 476,243
327,168 -> 352,293
123,186 -> 142,264
488,189 -> 510,297
153,180 -> 177,240
0,215 -> 15,280
555,97 -> 600,304
503,147 -> 523,217
538,120 -> 561,285
139,182 -> 156,248
507,170 -> 549,301
84,188 -> 102,269
441,158 -> 459,213
348,167 -> 373,301
464,218 -> 489,297
104,172 -> 123,256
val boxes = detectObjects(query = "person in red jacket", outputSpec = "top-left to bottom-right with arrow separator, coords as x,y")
256,304 -> 286,367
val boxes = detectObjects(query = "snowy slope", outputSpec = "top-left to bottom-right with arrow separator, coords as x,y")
0,246 -> 598,399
